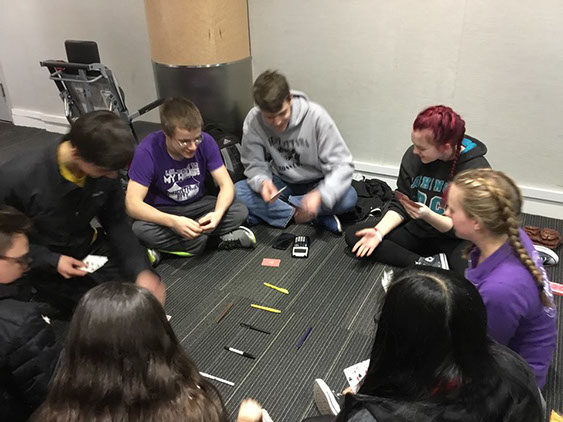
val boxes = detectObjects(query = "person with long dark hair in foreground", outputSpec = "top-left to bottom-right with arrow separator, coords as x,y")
32,283 -> 267,422
310,267 -> 542,422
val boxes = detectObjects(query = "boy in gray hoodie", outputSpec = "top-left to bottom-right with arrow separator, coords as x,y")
235,70 -> 357,233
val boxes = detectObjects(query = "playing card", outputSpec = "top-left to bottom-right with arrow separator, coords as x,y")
261,258 -> 281,267
394,191 -> 422,209
344,359 -> 370,392
78,255 -> 109,273
550,282 -> 563,296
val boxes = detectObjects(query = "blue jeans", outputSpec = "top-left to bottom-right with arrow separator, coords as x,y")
234,174 -> 357,228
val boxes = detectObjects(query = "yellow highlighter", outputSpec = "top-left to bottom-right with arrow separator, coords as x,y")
251,304 -> 281,314
264,282 -> 289,295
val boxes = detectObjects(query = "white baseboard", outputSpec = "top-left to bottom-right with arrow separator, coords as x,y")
354,161 -> 563,220
11,108 -> 69,134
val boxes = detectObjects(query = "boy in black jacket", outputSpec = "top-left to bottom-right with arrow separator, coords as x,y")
0,206 -> 60,421
0,111 -> 165,313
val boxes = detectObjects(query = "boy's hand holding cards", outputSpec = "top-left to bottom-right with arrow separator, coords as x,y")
78,255 -> 109,273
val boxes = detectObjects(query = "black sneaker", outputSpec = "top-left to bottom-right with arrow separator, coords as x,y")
218,226 -> 257,250
313,378 -> 342,416
535,245 -> 559,266
416,253 -> 449,270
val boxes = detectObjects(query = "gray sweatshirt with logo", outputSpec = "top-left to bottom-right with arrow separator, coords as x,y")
241,91 -> 354,208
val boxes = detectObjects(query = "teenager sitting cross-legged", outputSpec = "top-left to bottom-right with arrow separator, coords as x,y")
345,106 -> 490,274
126,97 -> 256,264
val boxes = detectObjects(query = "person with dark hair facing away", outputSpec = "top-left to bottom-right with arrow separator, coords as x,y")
446,169 -> 557,389
310,267 -> 543,422
32,282 -> 270,422
0,110 -> 165,314
234,70 -> 357,234
345,105 -> 490,274
126,97 -> 255,263
0,206 -> 60,421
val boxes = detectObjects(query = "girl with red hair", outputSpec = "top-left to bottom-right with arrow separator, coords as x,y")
345,105 -> 490,274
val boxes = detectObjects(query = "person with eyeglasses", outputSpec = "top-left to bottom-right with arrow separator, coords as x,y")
0,206 -> 61,421
126,97 -> 256,263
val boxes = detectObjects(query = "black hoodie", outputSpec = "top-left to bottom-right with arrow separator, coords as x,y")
335,344 -> 542,422
388,135 -> 490,237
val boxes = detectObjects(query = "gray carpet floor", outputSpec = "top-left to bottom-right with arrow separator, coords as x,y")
1,121 -> 561,421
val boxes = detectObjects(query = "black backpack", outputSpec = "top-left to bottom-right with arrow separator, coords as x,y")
338,177 -> 394,223
204,124 -> 246,184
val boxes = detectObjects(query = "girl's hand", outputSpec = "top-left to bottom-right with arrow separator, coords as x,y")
352,228 -> 382,257
401,200 -> 431,220
237,398 -> 262,422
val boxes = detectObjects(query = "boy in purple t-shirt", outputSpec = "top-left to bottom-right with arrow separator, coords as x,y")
126,98 -> 255,262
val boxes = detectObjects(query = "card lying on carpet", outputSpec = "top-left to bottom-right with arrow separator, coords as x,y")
551,282 -> 563,296
78,255 -> 108,273
262,258 -> 281,267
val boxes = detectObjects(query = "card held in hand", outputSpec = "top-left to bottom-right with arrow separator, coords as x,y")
78,255 -> 109,273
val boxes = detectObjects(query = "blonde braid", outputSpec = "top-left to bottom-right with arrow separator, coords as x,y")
485,181 -> 551,307
454,169 -> 553,308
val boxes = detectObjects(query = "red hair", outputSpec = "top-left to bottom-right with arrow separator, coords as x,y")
413,105 -> 466,180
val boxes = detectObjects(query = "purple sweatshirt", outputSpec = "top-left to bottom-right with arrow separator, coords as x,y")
465,229 -> 557,388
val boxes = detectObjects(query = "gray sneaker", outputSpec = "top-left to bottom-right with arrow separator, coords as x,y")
218,226 -> 256,250
416,253 -> 449,270
313,378 -> 341,416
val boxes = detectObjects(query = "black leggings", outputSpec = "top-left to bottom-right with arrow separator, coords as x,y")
344,219 -> 469,275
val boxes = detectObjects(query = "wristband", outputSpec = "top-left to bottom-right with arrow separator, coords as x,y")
373,227 -> 383,242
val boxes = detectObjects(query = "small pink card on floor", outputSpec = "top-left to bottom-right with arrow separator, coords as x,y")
262,258 -> 281,267
550,282 -> 563,296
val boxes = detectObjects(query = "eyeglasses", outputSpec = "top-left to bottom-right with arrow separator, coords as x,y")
0,253 -> 32,267
175,135 -> 203,148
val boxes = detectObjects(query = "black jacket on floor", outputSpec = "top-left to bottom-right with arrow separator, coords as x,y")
0,283 -> 60,421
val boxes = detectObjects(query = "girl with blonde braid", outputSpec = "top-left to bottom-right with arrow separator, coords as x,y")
445,168 -> 556,388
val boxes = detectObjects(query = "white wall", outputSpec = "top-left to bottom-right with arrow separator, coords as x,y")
248,0 -> 563,217
0,0 -> 160,128
1,0 -> 562,216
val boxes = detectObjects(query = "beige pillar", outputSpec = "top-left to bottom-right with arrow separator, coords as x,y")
144,0 -> 253,134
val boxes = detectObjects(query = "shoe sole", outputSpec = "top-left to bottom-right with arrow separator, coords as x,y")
239,226 -> 257,247
262,409 -> 274,422
314,216 -> 342,234
334,216 -> 342,233
535,245 -> 559,266
313,379 -> 340,416
439,253 -> 450,270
